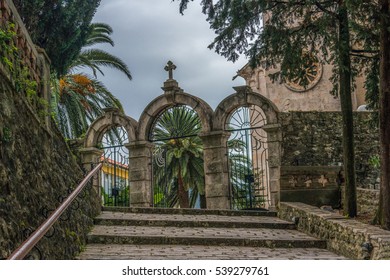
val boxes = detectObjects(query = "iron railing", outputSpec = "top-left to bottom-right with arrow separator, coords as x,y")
7,163 -> 103,260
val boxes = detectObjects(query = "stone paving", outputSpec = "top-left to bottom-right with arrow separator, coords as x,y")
78,244 -> 347,260
78,209 -> 347,260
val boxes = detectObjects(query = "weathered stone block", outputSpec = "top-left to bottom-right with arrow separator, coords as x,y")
206,183 -> 229,197
279,202 -> 390,260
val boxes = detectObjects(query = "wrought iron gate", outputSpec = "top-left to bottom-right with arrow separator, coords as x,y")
226,106 -> 270,210
150,105 -> 204,208
100,126 -> 129,207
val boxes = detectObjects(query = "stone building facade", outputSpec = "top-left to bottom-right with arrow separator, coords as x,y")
237,59 -> 367,112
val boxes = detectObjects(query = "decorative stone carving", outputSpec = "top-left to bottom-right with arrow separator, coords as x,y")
318,174 -> 329,187
289,176 -> 298,188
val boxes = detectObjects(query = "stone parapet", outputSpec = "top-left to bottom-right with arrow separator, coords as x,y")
279,202 -> 390,259
0,0 -> 51,126
0,0 -> 46,86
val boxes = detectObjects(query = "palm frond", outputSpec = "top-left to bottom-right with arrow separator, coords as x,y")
73,49 -> 132,80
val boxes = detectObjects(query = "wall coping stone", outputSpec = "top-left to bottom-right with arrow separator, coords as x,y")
279,202 -> 390,259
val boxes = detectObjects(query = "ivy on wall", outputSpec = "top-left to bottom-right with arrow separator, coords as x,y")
0,21 -> 48,120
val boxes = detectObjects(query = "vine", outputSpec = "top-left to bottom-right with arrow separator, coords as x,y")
1,21 -> 47,120
0,22 -> 17,69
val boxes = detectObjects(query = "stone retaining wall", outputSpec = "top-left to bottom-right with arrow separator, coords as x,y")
1,0 -> 101,259
341,187 -> 380,221
357,188 -> 380,217
0,0 -> 51,127
280,112 -> 380,189
279,202 -> 390,259
0,52 -> 100,259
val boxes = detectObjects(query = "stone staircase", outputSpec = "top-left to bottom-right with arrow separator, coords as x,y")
77,207 -> 346,260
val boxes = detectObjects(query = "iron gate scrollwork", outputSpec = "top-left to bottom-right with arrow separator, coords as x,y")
226,106 -> 270,210
150,105 -> 204,208
100,126 -> 129,207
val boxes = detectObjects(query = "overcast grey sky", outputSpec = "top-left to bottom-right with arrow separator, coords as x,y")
91,0 -> 247,119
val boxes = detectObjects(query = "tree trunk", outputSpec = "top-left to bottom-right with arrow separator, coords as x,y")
338,3 -> 357,217
378,0 -> 390,230
177,167 -> 190,208
200,195 -> 207,209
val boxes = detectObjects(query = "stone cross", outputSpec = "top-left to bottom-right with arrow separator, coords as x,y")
164,61 -> 176,80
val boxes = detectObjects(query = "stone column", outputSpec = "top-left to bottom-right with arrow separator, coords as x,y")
126,141 -> 153,207
200,131 -> 231,209
79,147 -> 103,214
79,147 -> 103,170
263,124 -> 282,211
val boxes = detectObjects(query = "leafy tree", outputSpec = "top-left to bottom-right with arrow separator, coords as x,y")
345,1 -> 390,229
151,106 -> 205,208
175,0 -> 357,217
51,22 -> 132,139
13,0 -> 101,76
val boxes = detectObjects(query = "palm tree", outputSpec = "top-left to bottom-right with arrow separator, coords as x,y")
68,23 -> 132,80
51,73 -> 123,139
151,106 -> 205,208
51,22 -> 131,139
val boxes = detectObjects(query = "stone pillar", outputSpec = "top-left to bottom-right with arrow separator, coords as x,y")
263,124 -> 282,211
200,131 -> 231,209
126,141 -> 153,207
79,147 -> 103,214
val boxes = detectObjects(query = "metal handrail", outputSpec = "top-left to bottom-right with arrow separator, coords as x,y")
7,163 -> 103,260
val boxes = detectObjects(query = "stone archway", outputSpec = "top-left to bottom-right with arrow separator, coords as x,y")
209,86 -> 281,210
84,108 -> 137,148
134,77 -> 214,208
79,63 -> 282,210
137,92 -> 213,141
80,108 -> 138,206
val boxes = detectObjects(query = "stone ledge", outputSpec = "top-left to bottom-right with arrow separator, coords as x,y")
279,202 -> 390,260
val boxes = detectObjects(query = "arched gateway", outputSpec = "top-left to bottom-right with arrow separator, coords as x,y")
81,62 -> 281,210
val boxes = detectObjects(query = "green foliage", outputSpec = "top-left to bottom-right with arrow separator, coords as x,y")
51,22 -> 131,139
1,127 -> 13,143
369,155 -> 380,169
0,22 -> 17,70
16,67 -> 38,101
175,1 -> 379,105
101,186 -> 129,207
175,0 -> 360,217
1,21 -> 47,121
152,106 -> 204,208
13,0 -> 101,76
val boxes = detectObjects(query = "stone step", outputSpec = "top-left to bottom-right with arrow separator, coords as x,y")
78,244 -> 347,260
102,206 -> 277,217
95,211 -> 296,229
87,225 -> 327,249
79,208 -> 345,260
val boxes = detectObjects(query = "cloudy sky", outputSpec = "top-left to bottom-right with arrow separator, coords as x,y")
91,0 -> 248,119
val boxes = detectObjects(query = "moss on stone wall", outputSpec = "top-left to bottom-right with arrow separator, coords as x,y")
0,77 -> 100,259
280,112 -> 380,189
